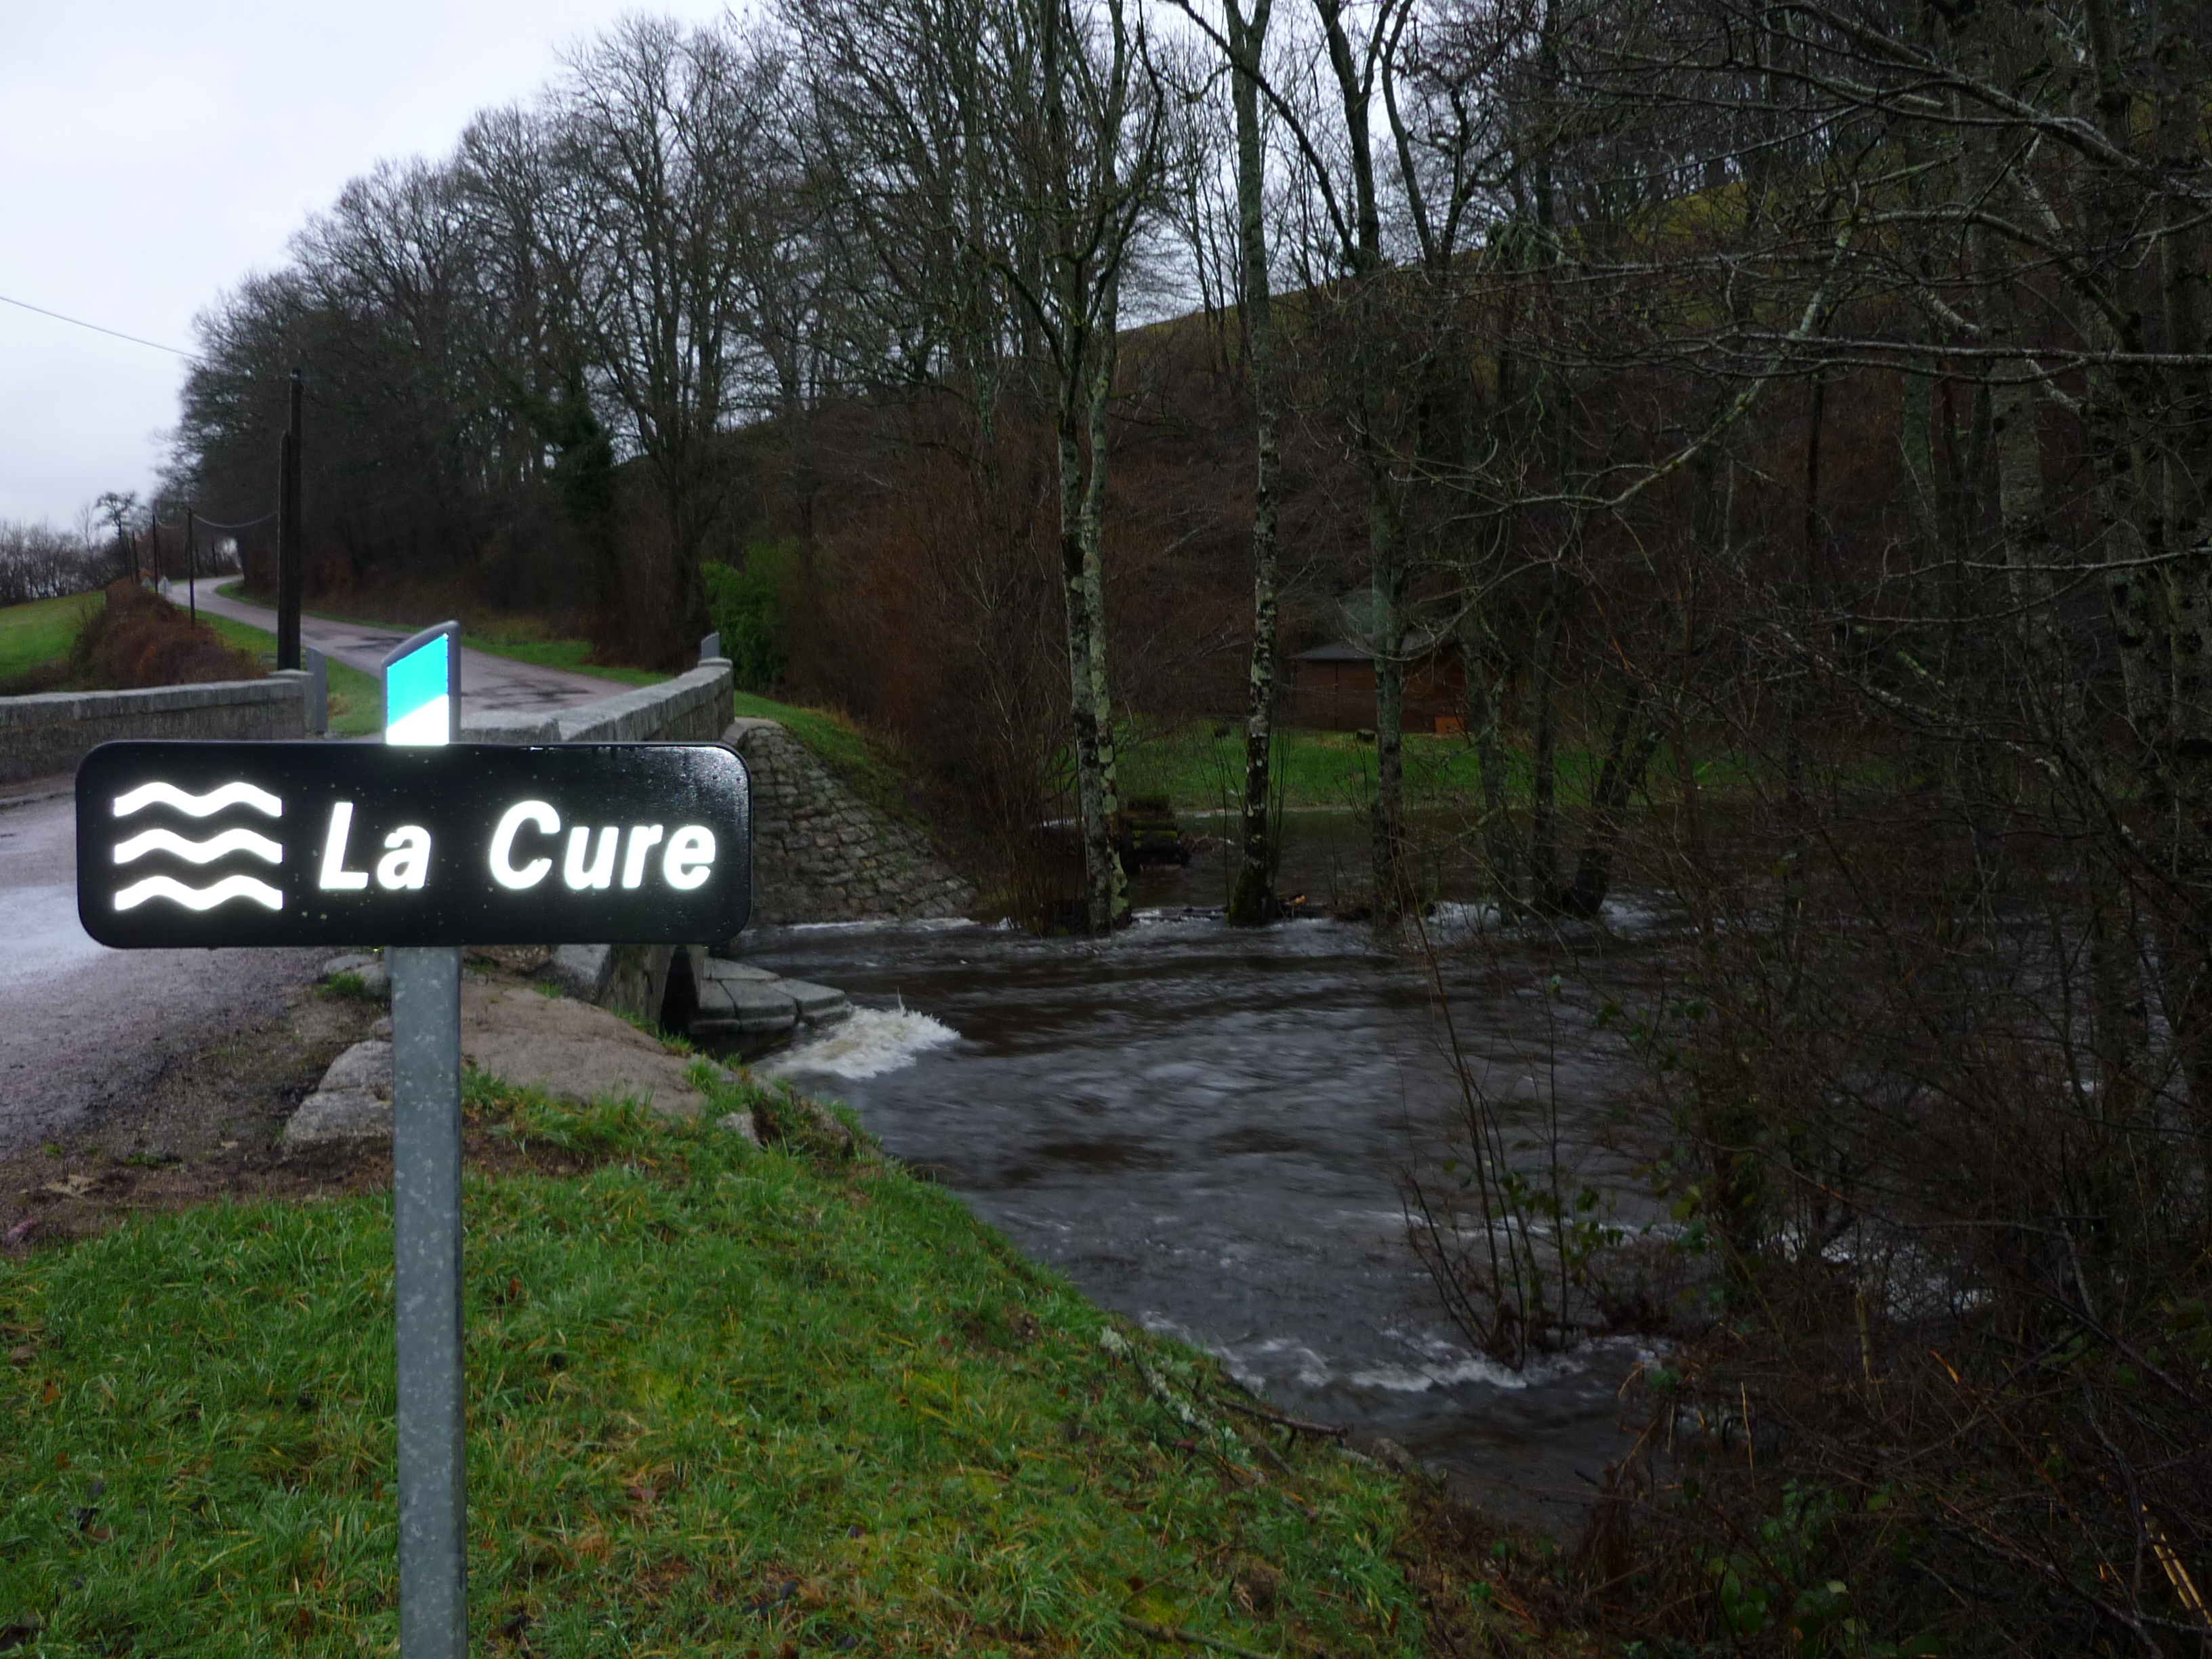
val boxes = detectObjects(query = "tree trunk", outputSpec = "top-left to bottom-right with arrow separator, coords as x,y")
1080,272 -> 1128,932
1227,0 -> 1282,928
1040,0 -> 1132,936
1369,485 -> 1410,914
1459,599 -> 1519,920
1314,0 -> 1410,920
1059,401 -> 1120,934
1564,682 -> 1659,920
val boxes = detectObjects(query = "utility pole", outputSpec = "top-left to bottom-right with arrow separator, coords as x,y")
277,366 -> 304,670
148,516 -> 160,586
186,505 -> 197,626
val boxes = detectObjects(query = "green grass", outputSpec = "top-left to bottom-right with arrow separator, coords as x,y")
1118,720 -> 1755,815
0,591 -> 102,683
214,582 -> 666,689
199,613 -> 384,737
0,1073 -> 1428,1656
731,692 -> 930,830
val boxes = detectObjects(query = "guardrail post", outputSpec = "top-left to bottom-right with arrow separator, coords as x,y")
305,647 -> 329,735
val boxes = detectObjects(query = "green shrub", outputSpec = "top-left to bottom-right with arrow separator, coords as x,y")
703,545 -> 793,693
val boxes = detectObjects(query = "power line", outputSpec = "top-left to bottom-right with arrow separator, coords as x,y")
155,508 -> 276,533
0,291 -> 195,359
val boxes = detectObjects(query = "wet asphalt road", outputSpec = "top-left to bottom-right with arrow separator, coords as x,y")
184,581 -> 619,718
0,602 -> 630,1156
0,790 -> 327,1156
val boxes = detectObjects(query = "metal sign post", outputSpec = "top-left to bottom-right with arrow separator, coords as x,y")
383,623 -> 466,1659
72,635 -> 750,1658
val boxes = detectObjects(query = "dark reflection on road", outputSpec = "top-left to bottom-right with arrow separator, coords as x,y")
730,820 -> 1669,1536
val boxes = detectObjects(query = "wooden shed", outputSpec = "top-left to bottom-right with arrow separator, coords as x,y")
1288,633 -> 1466,732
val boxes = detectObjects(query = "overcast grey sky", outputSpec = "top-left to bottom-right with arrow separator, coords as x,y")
0,1 -> 735,529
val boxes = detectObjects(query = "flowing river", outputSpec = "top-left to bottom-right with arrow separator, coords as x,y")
725,813 -> 1668,1536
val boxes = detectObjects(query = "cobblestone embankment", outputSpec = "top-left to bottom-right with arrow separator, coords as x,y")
723,718 -> 975,925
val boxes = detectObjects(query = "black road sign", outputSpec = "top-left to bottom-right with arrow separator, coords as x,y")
76,740 -> 750,948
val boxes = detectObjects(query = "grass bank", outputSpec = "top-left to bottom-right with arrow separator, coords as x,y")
0,1073 -> 1528,1656
1118,721 -> 1750,815
0,592 -> 102,686
729,691 -> 934,833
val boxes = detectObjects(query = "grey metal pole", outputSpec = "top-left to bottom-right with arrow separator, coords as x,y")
383,618 -> 469,1659
390,946 -> 466,1659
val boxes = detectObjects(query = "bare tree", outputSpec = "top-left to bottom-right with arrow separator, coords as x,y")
552,18 -> 782,661
793,0 -> 1166,932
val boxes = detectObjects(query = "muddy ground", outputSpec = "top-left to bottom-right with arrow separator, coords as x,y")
0,975 -> 607,1254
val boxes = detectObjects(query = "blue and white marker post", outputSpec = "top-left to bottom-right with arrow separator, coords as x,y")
381,622 -> 467,1658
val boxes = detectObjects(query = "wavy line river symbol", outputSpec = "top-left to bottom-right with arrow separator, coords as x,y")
112,827 -> 284,866
112,873 -> 285,912
108,779 -> 289,912
111,781 -> 283,819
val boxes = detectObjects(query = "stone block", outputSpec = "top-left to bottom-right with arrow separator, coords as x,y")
322,1039 -> 392,1094
461,980 -> 727,1115
601,944 -> 674,1025
283,1038 -> 394,1149
701,958 -> 778,985
321,954 -> 390,999
283,1090 -> 390,1148
778,979 -> 851,1024
691,978 -> 798,1037
546,944 -> 615,1004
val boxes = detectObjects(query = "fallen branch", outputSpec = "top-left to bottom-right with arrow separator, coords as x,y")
1120,1614 -> 1279,1658
1214,1395 -> 1349,1439
1101,1328 -> 1261,1472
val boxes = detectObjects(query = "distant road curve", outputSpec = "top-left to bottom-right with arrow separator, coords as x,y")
184,580 -> 624,720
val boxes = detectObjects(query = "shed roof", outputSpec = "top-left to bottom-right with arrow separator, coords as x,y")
1292,630 -> 1454,663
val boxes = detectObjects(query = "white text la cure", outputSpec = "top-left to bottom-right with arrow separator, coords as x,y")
314,800 -> 718,894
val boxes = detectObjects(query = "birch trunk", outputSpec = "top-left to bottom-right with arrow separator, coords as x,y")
1315,0 -> 1410,918
1527,556 -> 1571,909
1458,581 -> 1518,920
1081,270 -> 1126,930
1038,0 -> 1141,935
1226,0 -> 1283,928
1368,487 -> 1410,913
1057,409 -> 1118,933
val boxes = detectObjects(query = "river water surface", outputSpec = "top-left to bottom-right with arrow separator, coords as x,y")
727,818 -> 1665,1535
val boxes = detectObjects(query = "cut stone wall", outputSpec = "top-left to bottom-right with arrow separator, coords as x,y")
0,675 -> 306,785
459,659 -> 733,745
724,718 -> 975,925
